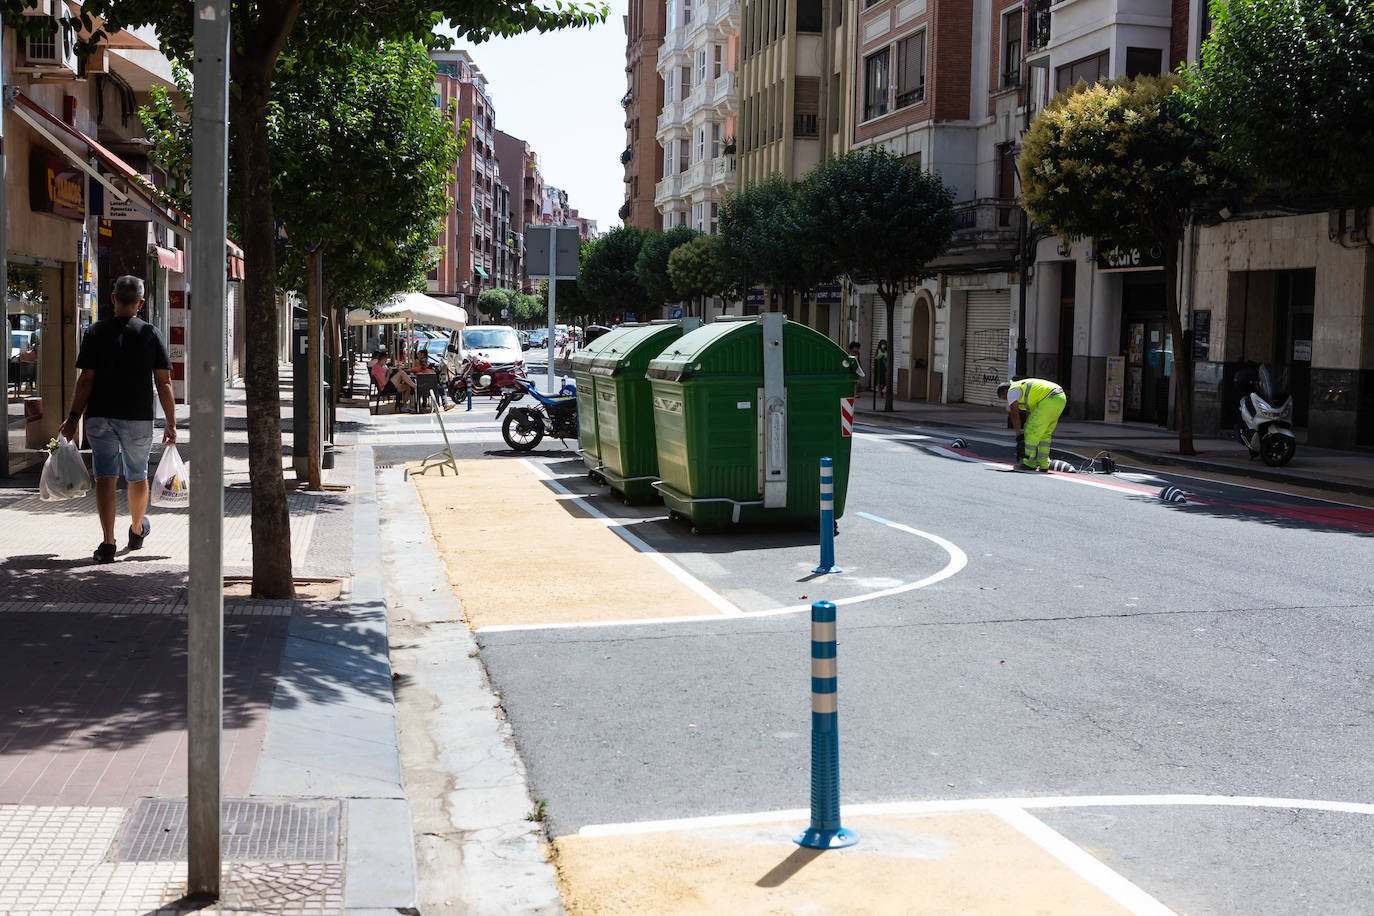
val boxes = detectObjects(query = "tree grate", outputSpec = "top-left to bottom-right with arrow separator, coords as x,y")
113,797 -> 342,863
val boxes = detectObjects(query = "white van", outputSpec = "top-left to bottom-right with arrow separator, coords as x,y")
446,325 -> 524,374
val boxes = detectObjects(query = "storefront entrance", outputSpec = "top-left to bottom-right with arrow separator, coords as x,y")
1121,276 -> 1170,426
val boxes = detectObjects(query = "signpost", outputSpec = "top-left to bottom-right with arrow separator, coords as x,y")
524,224 -> 579,391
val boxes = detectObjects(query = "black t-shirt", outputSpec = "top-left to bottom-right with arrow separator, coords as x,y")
75,315 -> 172,420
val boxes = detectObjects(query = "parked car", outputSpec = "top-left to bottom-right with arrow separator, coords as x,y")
446,325 -> 524,377
527,329 -> 548,349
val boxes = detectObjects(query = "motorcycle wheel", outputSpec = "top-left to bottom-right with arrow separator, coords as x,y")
503,408 -> 544,451
1260,434 -> 1295,468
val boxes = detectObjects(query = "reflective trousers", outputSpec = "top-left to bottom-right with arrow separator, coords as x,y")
1022,391 -> 1067,469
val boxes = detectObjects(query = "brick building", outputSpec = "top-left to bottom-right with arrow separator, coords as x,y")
623,0 -> 666,230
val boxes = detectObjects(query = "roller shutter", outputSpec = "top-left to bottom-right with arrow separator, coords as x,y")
962,290 -> 1010,406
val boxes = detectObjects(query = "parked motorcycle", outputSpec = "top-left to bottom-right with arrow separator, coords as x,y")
449,357 -> 523,402
495,377 -> 578,451
1235,362 -> 1296,467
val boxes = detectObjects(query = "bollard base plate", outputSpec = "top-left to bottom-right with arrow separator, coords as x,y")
794,826 -> 859,849
811,565 -> 842,575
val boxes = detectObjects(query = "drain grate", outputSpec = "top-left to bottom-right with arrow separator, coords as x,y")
114,798 -> 342,863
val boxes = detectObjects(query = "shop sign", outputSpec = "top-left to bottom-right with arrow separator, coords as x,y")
1095,245 -> 1163,273
1191,310 -> 1210,360
815,284 -> 842,305
29,152 -> 85,220
746,288 -> 765,307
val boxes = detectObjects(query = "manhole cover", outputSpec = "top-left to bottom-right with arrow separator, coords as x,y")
114,798 -> 342,863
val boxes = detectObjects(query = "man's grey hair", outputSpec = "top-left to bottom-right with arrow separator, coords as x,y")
113,275 -> 145,305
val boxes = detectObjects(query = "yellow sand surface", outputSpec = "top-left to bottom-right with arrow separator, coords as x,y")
552,812 -> 1141,916
410,458 -> 724,628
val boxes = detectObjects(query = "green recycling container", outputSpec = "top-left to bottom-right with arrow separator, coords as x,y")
570,324 -> 645,474
588,320 -> 696,503
646,315 -> 859,528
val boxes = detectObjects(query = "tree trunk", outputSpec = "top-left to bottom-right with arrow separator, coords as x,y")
304,249 -> 322,490
232,72 -> 295,598
1163,239 -> 1195,455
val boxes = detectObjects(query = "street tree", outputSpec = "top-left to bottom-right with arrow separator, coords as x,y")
577,226 -> 647,322
141,38 -> 458,491
1019,74 -> 1234,454
667,234 -> 727,318
719,175 -> 809,314
476,287 -> 515,321
1184,0 -> 1374,204
512,292 -> 542,325
634,225 -> 700,310
44,0 -> 606,597
799,146 -> 955,412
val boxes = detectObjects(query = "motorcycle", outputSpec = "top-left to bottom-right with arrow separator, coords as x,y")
495,377 -> 578,451
449,357 -> 523,403
1235,362 -> 1296,467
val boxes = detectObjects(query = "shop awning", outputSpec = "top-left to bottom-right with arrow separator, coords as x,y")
346,292 -> 468,331
474,265 -> 489,279
10,91 -> 245,276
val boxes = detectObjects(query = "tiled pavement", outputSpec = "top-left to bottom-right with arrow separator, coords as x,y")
0,369 -> 409,914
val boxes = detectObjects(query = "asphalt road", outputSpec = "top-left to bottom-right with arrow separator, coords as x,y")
461,418 -> 1374,916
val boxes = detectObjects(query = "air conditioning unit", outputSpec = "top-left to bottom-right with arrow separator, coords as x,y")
24,17 -> 79,75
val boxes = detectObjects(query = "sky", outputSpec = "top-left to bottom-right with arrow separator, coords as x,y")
442,5 -> 629,232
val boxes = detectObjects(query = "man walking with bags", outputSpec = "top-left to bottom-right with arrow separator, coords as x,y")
58,276 -> 177,563
997,377 -> 1067,472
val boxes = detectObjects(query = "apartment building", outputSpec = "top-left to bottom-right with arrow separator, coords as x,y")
494,129 -> 544,292
430,50 -> 505,311
653,0 -> 740,235
624,0 -> 667,230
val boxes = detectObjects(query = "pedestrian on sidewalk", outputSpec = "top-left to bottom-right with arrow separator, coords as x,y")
847,341 -> 866,392
998,377 -> 1067,472
872,340 -> 889,398
58,276 -> 177,563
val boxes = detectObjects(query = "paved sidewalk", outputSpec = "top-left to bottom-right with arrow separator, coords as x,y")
855,394 -> 1374,498
0,367 -> 416,914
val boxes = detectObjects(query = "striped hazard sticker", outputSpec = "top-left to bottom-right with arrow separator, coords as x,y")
840,397 -> 854,437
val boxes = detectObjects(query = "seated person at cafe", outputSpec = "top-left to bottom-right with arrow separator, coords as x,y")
368,349 -> 416,410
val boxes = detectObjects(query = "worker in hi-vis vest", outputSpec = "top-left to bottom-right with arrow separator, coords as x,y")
997,378 -> 1067,472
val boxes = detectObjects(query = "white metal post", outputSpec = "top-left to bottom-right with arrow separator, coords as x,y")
546,229 -> 557,392
0,20 -> 9,476
187,0 -> 230,898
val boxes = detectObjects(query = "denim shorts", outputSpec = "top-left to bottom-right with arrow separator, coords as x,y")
84,417 -> 155,481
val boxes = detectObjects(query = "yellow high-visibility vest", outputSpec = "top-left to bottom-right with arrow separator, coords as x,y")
1009,378 -> 1062,411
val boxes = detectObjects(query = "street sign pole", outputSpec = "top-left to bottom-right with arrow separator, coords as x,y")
0,15 -> 9,477
546,230 -> 556,392
187,0 -> 230,898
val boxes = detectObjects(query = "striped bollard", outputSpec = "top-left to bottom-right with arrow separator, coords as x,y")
796,601 -> 858,849
813,457 -> 841,574
465,383 -> 473,412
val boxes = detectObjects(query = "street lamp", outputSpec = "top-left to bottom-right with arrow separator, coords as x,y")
1004,144 -> 1030,378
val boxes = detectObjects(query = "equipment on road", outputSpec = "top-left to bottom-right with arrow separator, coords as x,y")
495,377 -> 579,452
950,437 -> 968,449
813,458 -> 842,574
1235,363 -> 1296,467
1159,486 -> 1188,503
795,600 -> 858,850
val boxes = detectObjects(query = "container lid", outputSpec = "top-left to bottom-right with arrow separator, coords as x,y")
647,315 -> 855,382
587,322 -> 686,376
569,324 -> 644,371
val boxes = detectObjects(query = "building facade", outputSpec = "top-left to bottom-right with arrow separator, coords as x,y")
653,0 -> 740,234
493,129 -> 543,292
624,0 -> 667,230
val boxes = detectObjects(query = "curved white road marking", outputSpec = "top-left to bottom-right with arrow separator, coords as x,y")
475,462 -> 968,632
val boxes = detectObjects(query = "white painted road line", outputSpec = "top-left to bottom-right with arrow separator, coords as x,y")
992,804 -> 1177,915
578,792 -> 1374,837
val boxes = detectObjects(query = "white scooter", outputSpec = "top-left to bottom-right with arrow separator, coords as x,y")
1235,363 -> 1296,467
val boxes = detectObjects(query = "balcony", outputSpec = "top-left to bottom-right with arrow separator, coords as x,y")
655,173 -> 684,207
1027,3 -> 1051,51
684,82 -> 709,118
942,198 -> 1021,258
711,0 -> 740,29
683,159 -> 709,194
710,154 -> 736,188
710,70 -> 738,115
657,100 -> 684,135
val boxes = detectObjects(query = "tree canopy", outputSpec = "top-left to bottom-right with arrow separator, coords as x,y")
667,234 -> 727,316
634,225 -> 700,307
799,146 -> 954,410
577,226 -> 647,321
1184,0 -> 1374,205
718,175 -> 821,306
476,287 -> 514,320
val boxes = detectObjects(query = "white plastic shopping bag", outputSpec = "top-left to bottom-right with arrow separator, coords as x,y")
38,436 -> 92,501
150,445 -> 190,507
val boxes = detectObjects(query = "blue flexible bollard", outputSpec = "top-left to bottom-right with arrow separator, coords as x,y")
813,457 -> 841,574
465,383 -> 473,412
795,600 -> 858,849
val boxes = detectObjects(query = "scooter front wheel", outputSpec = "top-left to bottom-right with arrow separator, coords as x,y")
503,408 -> 544,451
1260,434 -> 1295,467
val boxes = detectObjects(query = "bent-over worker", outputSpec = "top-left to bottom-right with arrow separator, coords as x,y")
997,378 -> 1067,472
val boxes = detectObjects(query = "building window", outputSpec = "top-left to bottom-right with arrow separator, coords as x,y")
665,142 -> 675,175
711,122 -> 723,158
696,49 -> 708,86
681,65 -> 693,97
695,126 -> 706,163
1002,10 -> 1022,87
713,44 -> 724,79
864,48 -> 890,121
895,33 -> 925,108
693,202 -> 704,231
678,139 -> 690,173
709,202 -> 719,234
1125,46 -> 1163,77
682,0 -> 692,25
665,69 -> 675,104
797,0 -> 822,32
1055,50 -> 1110,93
